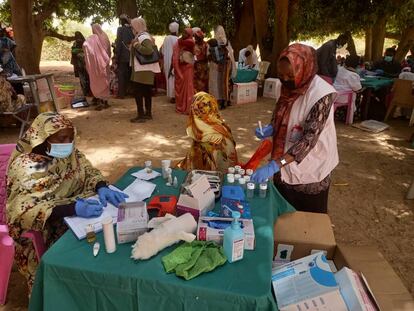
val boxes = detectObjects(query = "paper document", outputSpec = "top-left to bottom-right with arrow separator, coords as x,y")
131,169 -> 161,181
64,185 -> 122,240
122,178 -> 156,202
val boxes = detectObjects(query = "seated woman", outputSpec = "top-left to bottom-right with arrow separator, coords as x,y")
6,112 -> 127,293
177,92 -> 238,172
0,66 -> 25,113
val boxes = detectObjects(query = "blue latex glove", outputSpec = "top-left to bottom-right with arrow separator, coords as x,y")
375,69 -> 384,76
251,160 -> 280,183
255,124 -> 274,140
75,198 -> 104,218
97,187 -> 129,207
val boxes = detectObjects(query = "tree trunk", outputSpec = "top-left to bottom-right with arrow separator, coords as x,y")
10,0 -> 45,74
253,0 -> 272,61
271,0 -> 290,76
365,27 -> 373,61
116,0 -> 138,18
231,0 -> 256,59
371,15 -> 387,62
395,26 -> 414,63
345,31 -> 357,57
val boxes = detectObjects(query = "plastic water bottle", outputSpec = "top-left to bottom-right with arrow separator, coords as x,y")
223,211 -> 244,263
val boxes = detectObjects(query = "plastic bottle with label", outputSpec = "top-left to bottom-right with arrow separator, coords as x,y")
223,211 -> 245,263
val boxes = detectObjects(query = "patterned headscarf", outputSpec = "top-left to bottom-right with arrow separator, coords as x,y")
271,43 -> 318,159
187,92 -> 233,142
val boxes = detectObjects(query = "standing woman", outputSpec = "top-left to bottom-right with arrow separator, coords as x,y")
193,28 -> 209,93
130,17 -> 161,123
71,31 -> 90,96
83,24 -> 111,110
172,28 -> 195,114
251,44 -> 338,214
208,25 -> 236,110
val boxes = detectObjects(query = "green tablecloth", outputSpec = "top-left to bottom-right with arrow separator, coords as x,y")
361,76 -> 394,91
233,69 -> 259,83
29,167 -> 294,311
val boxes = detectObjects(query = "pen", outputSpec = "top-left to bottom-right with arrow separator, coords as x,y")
258,121 -> 264,136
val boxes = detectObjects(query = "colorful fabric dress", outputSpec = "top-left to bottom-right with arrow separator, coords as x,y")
177,92 -> 238,172
0,75 -> 25,112
193,40 -> 209,93
6,112 -> 105,292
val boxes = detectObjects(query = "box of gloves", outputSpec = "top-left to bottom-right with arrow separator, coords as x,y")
231,82 -> 258,104
116,201 -> 148,244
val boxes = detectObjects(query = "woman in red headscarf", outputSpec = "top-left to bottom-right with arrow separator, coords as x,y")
193,28 -> 209,92
172,28 -> 195,114
251,43 -> 338,213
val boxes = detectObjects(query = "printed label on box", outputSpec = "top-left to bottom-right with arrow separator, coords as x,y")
232,239 -> 245,261
275,244 -> 294,261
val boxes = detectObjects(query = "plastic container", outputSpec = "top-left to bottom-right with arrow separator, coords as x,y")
234,165 -> 242,174
227,173 -> 235,184
102,217 -> 116,253
223,211 -> 244,263
161,160 -> 171,179
144,160 -> 152,173
259,183 -> 268,198
244,175 -> 251,183
246,169 -> 254,176
239,169 -> 245,176
238,177 -> 246,189
246,183 -> 255,199
228,167 -> 235,174
234,174 -> 242,181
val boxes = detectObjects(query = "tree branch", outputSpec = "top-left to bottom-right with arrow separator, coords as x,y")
35,0 -> 60,23
44,29 -> 75,41
386,31 -> 402,40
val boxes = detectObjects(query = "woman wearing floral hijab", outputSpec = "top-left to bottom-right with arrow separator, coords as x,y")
177,92 -> 238,172
252,43 -> 338,213
6,112 -> 127,293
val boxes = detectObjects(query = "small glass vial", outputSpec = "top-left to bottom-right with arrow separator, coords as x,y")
227,173 -> 235,184
239,169 -> 245,176
234,174 -> 242,181
228,167 -> 235,174
144,160 -> 152,173
238,177 -> 246,189
246,182 -> 255,199
85,224 -> 96,244
259,183 -> 268,198
244,175 -> 251,183
246,169 -> 254,176
234,165 -> 242,174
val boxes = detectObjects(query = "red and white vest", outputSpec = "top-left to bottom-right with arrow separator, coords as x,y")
275,75 -> 339,185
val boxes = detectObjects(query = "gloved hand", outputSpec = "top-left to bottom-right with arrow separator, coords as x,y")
75,199 -> 104,218
375,69 -> 384,76
255,124 -> 274,140
251,160 -> 280,183
97,187 -> 129,207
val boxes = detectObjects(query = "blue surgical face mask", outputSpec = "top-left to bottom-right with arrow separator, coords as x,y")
384,56 -> 393,62
46,142 -> 74,158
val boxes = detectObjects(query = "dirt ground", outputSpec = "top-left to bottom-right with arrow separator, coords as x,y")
1,61 -> 414,310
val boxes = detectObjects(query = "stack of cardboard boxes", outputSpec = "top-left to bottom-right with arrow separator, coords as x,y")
273,211 -> 414,311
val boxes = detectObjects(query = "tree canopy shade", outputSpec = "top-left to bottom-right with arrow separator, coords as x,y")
2,0 -> 414,74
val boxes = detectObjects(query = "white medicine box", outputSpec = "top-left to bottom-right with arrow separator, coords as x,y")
263,78 -> 281,99
231,82 -> 258,104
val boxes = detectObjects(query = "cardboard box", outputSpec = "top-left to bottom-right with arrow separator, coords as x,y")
272,252 -> 348,311
197,216 -> 255,250
231,82 -> 258,104
335,267 -> 379,311
263,78 -> 281,99
274,211 -> 336,260
274,211 -> 414,310
176,175 -> 215,221
116,202 -> 148,244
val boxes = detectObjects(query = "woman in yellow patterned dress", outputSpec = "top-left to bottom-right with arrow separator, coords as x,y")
6,112 -> 127,294
177,92 -> 238,172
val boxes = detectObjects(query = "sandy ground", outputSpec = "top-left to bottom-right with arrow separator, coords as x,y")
1,61 -> 414,310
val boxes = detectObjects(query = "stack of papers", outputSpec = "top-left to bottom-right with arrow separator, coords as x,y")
122,178 -> 156,202
131,169 -> 161,181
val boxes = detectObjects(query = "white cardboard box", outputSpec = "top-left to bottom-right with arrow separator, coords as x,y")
116,202 -> 148,244
272,252 -> 348,311
231,82 -> 258,104
335,267 -> 379,311
263,78 -> 281,99
197,216 -> 255,250
176,175 -> 215,221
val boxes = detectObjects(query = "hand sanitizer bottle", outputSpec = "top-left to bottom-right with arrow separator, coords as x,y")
223,211 -> 244,263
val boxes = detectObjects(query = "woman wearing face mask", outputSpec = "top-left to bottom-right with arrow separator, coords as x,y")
6,112 -> 127,293
251,43 -> 338,214
372,47 -> 401,78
